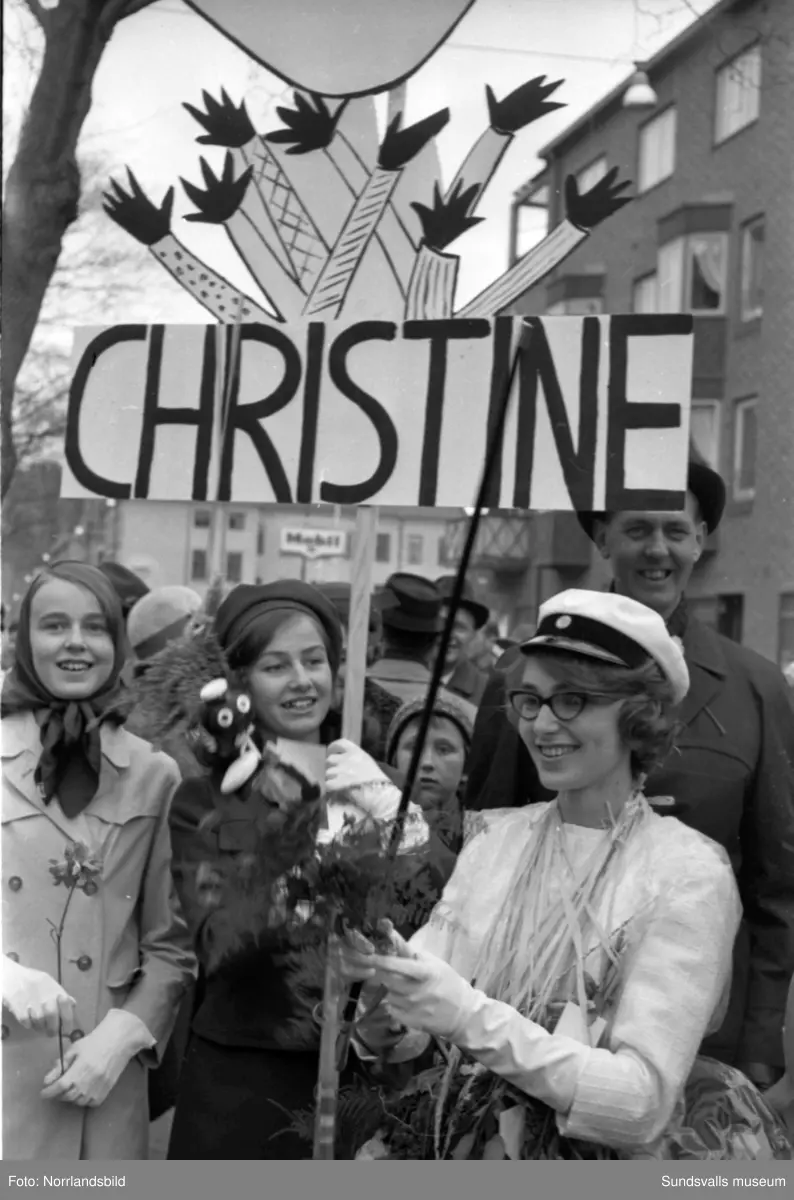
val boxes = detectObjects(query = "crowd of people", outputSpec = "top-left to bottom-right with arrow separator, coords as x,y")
2,457 -> 793,1161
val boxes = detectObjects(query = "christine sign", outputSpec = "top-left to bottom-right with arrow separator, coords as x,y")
280,528 -> 348,558
62,315 -> 693,512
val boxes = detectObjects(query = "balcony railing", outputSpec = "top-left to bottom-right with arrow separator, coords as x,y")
440,513 -> 533,574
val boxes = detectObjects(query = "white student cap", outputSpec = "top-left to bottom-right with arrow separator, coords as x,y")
520,590 -> 689,705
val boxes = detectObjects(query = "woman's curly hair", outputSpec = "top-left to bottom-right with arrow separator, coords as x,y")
506,649 -> 679,779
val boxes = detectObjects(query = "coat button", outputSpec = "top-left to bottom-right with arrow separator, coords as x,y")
83,881 -> 98,897
76,955 -> 92,972
6,952 -> 19,963
1,1025 -> 8,1040
70,1030 -> 84,1042
8,876 -> 22,892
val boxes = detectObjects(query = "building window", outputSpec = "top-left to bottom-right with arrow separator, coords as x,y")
740,216 -> 764,321
256,527 -> 265,555
406,535 -> 423,566
732,397 -> 758,501
686,234 -> 727,313
194,509 -> 211,528
715,44 -> 761,144
638,106 -> 676,193
375,533 -> 391,563
656,234 -> 727,314
228,512 -> 246,531
632,273 -> 658,313
226,552 -> 243,583
513,183 -> 549,260
191,549 -> 207,581
575,156 -> 607,195
690,400 -> 720,470
779,593 -> 794,684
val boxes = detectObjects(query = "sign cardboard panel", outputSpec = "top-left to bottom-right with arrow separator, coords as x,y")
62,314 -> 693,512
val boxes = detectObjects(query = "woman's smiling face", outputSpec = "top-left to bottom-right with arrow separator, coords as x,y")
247,614 -> 333,742
517,657 -> 630,794
29,579 -> 115,700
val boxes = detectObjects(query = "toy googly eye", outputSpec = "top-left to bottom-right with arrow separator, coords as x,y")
217,707 -> 234,729
237,695 -> 251,715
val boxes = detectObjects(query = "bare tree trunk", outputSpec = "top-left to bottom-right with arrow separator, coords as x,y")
1,0 -> 154,497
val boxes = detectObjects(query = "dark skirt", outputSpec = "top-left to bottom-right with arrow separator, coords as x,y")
167,1036 -> 321,1160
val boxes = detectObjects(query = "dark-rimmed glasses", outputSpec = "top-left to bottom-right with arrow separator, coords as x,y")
507,690 -> 620,723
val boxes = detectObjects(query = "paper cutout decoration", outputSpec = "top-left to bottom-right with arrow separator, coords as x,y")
182,0 -> 476,98
104,76 -> 631,326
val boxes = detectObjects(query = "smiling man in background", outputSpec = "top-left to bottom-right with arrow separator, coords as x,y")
463,459 -> 794,1093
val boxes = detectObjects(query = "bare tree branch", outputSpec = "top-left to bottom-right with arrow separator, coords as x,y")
1,0 -> 154,497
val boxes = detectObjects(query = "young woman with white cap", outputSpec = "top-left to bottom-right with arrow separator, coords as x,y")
338,590 -> 791,1160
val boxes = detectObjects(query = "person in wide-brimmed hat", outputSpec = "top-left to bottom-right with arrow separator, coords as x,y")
434,576 -> 491,707
463,456 -> 794,1095
367,573 -> 444,705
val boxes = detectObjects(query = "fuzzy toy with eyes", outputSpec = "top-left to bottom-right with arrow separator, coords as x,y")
194,678 -> 262,794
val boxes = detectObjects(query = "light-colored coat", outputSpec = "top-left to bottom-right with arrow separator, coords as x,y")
1,711 -> 197,1160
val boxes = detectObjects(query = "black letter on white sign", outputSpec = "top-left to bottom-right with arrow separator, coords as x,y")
606,314 -> 692,512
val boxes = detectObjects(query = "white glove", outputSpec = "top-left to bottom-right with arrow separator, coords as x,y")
368,933 -> 475,1040
2,957 -> 77,1037
325,739 -> 427,847
40,1009 -> 155,1108
326,739 -> 391,797
370,936 -> 586,1113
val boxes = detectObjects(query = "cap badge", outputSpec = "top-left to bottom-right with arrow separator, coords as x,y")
555,615 -> 573,630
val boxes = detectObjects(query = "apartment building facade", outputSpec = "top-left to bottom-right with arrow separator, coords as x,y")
506,0 -> 793,668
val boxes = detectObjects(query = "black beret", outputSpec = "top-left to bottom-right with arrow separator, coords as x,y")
215,580 -> 344,671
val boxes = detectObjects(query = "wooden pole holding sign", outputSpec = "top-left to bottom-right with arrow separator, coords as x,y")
342,505 -> 379,741
313,504 -> 379,1161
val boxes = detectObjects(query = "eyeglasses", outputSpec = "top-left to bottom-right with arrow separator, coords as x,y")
507,690 -> 620,723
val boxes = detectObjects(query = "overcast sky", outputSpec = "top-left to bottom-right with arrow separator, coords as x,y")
7,0 -> 720,317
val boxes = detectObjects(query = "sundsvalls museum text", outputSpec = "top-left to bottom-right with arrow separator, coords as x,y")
7,1176 -> 126,1188
661,1177 -> 788,1188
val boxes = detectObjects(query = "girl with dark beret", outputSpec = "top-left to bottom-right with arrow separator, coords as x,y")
166,581 -> 432,1159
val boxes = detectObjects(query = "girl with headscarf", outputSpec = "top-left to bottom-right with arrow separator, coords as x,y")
166,580 -> 430,1160
1,562 -> 197,1160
